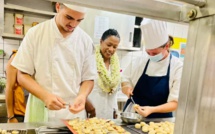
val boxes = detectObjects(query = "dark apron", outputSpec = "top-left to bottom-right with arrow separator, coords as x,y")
123,55 -> 172,118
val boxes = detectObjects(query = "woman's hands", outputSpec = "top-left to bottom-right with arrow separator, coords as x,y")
134,105 -> 154,117
121,82 -> 133,98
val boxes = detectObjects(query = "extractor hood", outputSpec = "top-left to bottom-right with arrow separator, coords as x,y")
48,0 -> 215,23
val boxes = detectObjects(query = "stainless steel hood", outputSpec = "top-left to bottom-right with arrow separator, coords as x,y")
49,0 -> 192,23
49,0 -> 215,23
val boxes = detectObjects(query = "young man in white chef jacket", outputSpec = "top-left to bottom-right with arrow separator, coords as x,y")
121,19 -> 183,118
11,3 -> 97,122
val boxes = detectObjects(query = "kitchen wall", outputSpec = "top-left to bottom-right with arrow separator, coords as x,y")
0,22 -> 189,77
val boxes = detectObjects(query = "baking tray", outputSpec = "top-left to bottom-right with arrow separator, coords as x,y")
126,125 -> 148,134
62,120 -> 77,134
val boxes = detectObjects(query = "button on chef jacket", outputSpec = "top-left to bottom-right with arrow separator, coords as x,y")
121,53 -> 183,110
11,17 -> 97,122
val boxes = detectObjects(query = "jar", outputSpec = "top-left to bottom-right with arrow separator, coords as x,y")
14,13 -> 24,25
14,24 -> 23,35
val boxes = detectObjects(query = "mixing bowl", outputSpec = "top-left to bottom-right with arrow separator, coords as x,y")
120,112 -> 143,124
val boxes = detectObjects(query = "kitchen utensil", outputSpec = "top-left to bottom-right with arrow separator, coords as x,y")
120,112 -> 143,124
130,96 -> 136,104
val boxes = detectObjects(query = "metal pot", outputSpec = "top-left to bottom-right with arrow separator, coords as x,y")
120,112 -> 143,124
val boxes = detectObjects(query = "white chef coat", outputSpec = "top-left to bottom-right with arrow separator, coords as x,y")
122,53 -> 183,102
88,66 -> 119,119
11,17 -> 97,122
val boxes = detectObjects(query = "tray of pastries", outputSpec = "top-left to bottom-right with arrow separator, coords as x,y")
63,117 -> 131,134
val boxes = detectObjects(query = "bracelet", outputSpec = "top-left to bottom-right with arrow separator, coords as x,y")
8,116 -> 15,120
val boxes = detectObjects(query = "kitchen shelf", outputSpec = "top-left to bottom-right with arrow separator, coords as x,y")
4,4 -> 56,16
117,46 -> 141,51
2,33 -> 24,40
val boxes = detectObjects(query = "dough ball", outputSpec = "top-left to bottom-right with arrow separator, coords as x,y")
142,126 -> 149,132
11,130 -> 19,134
140,122 -> 146,126
148,130 -> 156,134
133,104 -> 140,109
135,123 -> 141,129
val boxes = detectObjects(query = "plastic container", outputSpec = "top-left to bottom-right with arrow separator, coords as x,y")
14,24 -> 23,35
14,13 -> 24,25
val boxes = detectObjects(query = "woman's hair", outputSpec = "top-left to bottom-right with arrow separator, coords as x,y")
101,29 -> 120,41
169,35 -> 174,47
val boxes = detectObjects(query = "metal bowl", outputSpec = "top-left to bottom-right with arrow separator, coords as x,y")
120,112 -> 143,124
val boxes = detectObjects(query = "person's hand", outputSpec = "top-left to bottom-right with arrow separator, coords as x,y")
85,100 -> 96,118
134,106 -> 154,117
69,94 -> 86,114
7,117 -> 18,123
43,93 -> 66,110
122,85 -> 133,98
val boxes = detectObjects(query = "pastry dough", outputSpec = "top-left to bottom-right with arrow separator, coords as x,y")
68,117 -> 129,134
134,121 -> 175,134
135,123 -> 141,129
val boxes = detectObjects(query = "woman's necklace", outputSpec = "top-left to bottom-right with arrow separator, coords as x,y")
95,45 -> 121,95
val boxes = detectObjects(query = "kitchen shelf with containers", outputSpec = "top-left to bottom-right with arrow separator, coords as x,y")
3,3 -> 56,40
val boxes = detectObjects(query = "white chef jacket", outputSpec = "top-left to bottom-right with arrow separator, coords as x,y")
88,66 -> 119,119
122,53 -> 183,102
11,17 -> 97,122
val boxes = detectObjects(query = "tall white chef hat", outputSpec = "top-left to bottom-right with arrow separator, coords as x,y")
140,18 -> 169,49
63,3 -> 87,13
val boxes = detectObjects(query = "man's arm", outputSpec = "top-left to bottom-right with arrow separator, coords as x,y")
17,70 -> 66,110
5,55 -> 18,123
69,80 -> 94,114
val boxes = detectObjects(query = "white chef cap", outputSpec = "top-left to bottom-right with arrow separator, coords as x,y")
63,3 -> 87,13
140,18 -> 169,49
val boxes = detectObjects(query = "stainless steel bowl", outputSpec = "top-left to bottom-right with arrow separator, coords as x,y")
120,112 -> 143,124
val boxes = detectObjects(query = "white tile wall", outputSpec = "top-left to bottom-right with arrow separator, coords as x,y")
0,60 -> 3,76
4,42 -> 20,59
0,37 -> 3,44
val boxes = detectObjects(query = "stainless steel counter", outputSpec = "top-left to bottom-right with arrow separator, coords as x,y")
0,118 -> 175,134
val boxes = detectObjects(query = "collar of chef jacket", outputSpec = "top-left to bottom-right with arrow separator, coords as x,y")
146,53 -> 171,76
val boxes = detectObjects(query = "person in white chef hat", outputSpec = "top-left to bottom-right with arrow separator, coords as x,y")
121,18 -> 183,118
11,2 -> 97,123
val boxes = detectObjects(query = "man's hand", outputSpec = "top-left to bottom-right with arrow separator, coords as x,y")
85,100 -> 96,118
44,93 -> 66,110
7,117 -> 18,123
134,106 -> 154,117
69,94 -> 86,114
